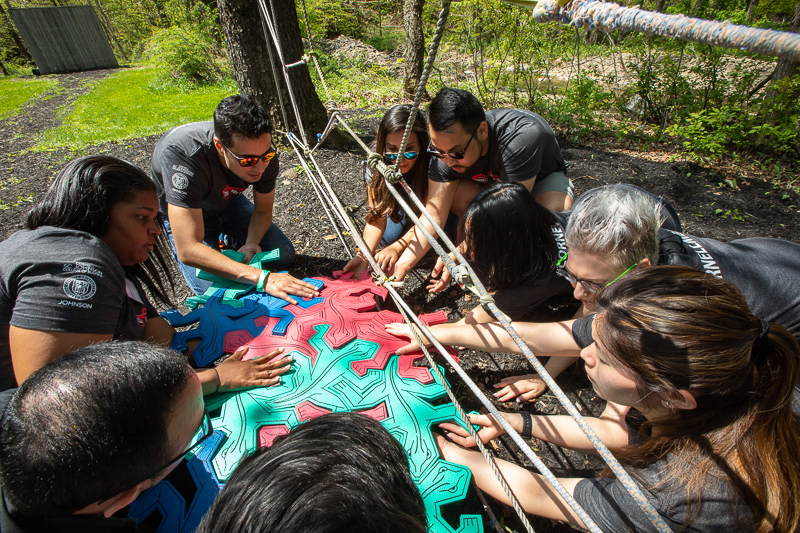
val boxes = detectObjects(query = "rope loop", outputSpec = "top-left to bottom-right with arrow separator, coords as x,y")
455,264 -> 472,286
384,166 -> 403,184
325,100 -> 339,113
366,152 -> 384,169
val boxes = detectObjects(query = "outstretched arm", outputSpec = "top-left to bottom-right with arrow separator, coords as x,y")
386,319 -> 580,357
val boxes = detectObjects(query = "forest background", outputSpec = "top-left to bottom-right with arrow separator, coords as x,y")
0,0 -> 798,186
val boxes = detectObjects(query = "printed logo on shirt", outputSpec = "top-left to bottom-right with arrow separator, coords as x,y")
172,172 -> 190,190
469,171 -> 500,184
136,308 -> 147,327
63,262 -> 103,278
171,164 -> 194,177
63,275 -> 97,300
222,185 -> 246,200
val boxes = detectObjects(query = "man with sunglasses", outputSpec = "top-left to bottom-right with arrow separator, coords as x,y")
151,95 -> 319,303
0,341 -> 206,532
392,88 -> 573,281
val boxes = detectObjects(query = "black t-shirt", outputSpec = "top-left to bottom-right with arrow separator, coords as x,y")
0,228 -> 158,391
571,231 -> 800,347
429,109 -> 567,186
150,121 -> 279,216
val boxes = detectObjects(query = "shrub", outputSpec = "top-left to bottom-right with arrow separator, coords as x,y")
141,25 -> 230,88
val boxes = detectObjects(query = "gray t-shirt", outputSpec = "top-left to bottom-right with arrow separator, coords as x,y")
429,109 -> 567,186
0,227 -> 157,391
574,454 -> 753,532
150,121 -> 279,216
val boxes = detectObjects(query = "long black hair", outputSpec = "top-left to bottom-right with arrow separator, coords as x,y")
459,183 -> 559,292
367,105 -> 431,224
26,155 -> 174,306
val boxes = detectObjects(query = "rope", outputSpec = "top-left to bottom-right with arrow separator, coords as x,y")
256,1 -> 672,530
394,301 -> 537,533
530,0 -> 800,61
391,0 -> 452,182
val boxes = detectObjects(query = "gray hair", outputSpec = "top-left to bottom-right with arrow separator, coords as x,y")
565,184 -> 664,272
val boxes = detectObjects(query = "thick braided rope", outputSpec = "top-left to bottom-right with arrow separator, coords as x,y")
532,0 -> 800,60
389,0 -> 452,184
255,0 -> 291,133
259,0 -> 309,147
393,302 -> 537,533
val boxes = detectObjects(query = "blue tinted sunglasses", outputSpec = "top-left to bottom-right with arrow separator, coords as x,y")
384,151 -> 419,162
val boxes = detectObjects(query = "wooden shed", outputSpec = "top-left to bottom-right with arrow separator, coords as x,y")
9,5 -> 118,75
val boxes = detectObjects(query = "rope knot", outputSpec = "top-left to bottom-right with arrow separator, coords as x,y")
384,166 -> 403,184
366,152 -> 383,169
325,100 -> 339,112
454,264 -> 472,286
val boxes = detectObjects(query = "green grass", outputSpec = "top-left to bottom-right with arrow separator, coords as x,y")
35,66 -> 237,151
0,77 -> 59,121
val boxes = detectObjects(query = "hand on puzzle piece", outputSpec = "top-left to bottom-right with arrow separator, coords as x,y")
427,256 -> 453,293
385,322 -> 432,354
342,255 -> 369,277
236,242 -> 262,263
438,413 -> 506,448
494,374 -> 547,403
263,272 -> 320,305
216,346 -> 293,392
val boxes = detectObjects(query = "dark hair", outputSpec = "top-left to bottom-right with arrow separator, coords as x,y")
0,341 -> 195,518
367,105 -> 431,224
428,87 -> 485,133
196,412 -> 428,533
213,94 -> 274,147
459,183 -> 559,291
25,155 -> 174,306
595,266 -> 800,533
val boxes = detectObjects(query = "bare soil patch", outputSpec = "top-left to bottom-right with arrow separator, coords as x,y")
1,67 -> 799,532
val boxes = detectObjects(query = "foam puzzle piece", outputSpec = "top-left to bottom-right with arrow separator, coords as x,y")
185,248 -> 282,310
130,269 -> 483,533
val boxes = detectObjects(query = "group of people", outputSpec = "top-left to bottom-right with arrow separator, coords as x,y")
0,86 -> 798,532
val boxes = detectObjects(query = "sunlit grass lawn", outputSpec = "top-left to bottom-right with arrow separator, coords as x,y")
0,77 -> 59,121
35,66 -> 237,151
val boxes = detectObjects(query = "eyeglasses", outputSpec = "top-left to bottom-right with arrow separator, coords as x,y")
221,143 -> 277,167
427,125 -> 479,160
555,252 -> 637,294
383,151 -> 419,163
94,409 -> 213,506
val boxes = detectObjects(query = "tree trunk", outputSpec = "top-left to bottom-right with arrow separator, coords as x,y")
770,0 -> 800,87
654,0 -> 666,12
402,0 -> 426,97
745,0 -> 760,22
216,0 -> 338,146
0,56 -> 8,76
0,3 -> 33,63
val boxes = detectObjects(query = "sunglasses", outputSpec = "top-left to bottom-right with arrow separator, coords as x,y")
427,125 -> 479,160
555,252 -> 637,294
221,143 -> 278,167
383,151 -> 419,163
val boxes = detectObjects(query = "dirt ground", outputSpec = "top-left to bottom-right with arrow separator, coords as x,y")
2,67 -> 799,533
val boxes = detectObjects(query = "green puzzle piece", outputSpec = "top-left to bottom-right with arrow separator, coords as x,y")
186,249 -> 281,309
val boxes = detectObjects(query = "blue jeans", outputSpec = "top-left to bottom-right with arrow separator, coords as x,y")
164,194 -> 295,295
383,211 -> 458,246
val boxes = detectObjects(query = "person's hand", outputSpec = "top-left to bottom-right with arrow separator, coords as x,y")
342,255 -> 368,277
237,242 -> 262,263
215,347 -> 293,392
385,322 -> 432,354
263,272 -> 320,305
375,246 -> 401,273
392,257 -> 414,281
427,256 -> 453,293
493,374 -> 547,403
438,413 -> 506,448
